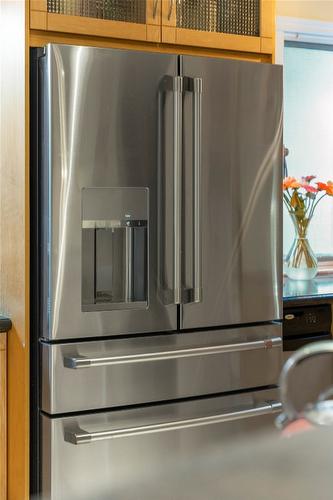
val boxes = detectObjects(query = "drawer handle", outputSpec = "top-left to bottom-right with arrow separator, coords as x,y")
63,337 -> 282,369
64,401 -> 282,444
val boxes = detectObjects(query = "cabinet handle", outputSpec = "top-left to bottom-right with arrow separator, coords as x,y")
64,401 -> 282,444
168,0 -> 174,20
63,337 -> 282,369
152,0 -> 159,19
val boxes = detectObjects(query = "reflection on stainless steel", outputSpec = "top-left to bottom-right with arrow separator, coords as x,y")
42,45 -> 178,339
35,427 -> 333,500
41,388 -> 281,499
181,57 -> 283,329
33,45 -> 283,499
41,324 -> 282,414
91,428 -> 333,500
64,401 -> 282,444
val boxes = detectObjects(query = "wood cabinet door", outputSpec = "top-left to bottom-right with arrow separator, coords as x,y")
30,0 -> 162,43
161,0 -> 274,56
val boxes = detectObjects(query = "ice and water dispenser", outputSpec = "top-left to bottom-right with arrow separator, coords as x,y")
81,187 -> 148,311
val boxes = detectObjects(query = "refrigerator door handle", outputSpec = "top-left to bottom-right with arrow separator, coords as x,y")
183,76 -> 203,304
64,401 -> 282,444
173,76 -> 183,304
159,75 -> 183,305
63,336 -> 282,368
192,77 -> 203,303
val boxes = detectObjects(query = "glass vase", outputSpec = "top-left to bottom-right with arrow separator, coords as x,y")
285,213 -> 318,281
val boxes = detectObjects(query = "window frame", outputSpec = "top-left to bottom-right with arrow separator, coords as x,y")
277,16 -> 333,276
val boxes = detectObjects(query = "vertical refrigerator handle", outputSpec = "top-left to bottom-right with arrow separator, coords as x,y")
158,75 -> 202,306
183,76 -> 203,304
173,76 -> 183,304
158,75 -> 183,305
192,77 -> 203,303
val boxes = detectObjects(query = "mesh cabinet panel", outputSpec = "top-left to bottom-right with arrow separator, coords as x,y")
176,0 -> 260,37
47,0 -> 146,24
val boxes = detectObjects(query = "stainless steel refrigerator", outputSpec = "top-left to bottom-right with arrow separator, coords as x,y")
30,44 -> 283,499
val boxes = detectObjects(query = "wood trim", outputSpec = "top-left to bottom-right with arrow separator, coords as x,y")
47,13 -> 148,41
260,37 -> 273,55
0,334 -> 6,500
162,26 -> 176,44
146,0 -> 161,26
161,0 -> 176,27
30,10 -> 47,30
30,0 -> 47,11
174,28 -> 261,53
146,24 -> 161,43
260,0 -> 274,39
29,30 -> 271,63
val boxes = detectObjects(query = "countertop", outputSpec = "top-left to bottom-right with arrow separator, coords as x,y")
0,316 -> 11,333
284,275 -> 333,305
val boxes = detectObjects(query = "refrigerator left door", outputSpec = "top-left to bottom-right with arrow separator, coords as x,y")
39,45 -> 178,340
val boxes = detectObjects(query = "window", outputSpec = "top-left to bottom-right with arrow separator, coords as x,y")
284,41 -> 333,273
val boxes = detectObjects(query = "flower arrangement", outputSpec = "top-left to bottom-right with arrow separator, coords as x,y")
283,175 -> 333,280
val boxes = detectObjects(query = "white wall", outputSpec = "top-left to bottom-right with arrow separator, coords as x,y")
277,0 -> 333,22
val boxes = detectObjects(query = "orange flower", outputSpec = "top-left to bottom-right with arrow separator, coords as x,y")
283,176 -> 301,190
317,181 -> 333,195
326,181 -> 333,195
317,182 -> 328,191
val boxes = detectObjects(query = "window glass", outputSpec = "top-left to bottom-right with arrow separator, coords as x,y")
284,42 -> 333,265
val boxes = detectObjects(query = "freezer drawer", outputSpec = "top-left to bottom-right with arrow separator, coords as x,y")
41,323 -> 282,414
40,388 -> 281,500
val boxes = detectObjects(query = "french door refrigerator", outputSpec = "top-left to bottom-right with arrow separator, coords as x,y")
30,44 -> 283,499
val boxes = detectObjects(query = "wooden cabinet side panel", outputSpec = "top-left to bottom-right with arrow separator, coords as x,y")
0,1 -> 30,499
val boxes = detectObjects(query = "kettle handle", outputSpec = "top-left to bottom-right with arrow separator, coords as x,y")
280,340 -> 333,422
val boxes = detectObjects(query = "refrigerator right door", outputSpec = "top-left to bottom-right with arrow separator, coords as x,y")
181,57 -> 283,330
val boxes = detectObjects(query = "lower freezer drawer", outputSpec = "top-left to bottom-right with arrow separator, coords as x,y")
40,388 -> 281,500
41,323 -> 282,413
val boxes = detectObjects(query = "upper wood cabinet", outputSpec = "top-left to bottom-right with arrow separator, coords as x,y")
30,0 -> 274,55
161,0 -> 274,54
30,0 -> 162,43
